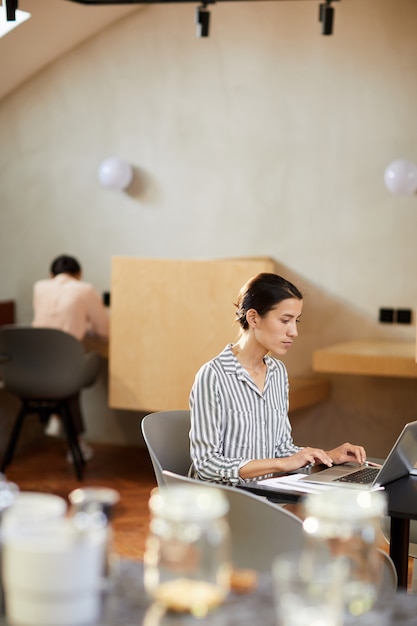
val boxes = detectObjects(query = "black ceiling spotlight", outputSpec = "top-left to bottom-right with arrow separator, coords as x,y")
66,1 -> 337,37
4,0 -> 18,21
195,2 -> 213,38
319,0 -> 339,36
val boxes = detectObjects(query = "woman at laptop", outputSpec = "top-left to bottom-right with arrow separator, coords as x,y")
189,272 -> 366,485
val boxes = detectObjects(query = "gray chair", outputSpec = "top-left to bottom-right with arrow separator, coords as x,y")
141,410 -> 191,487
376,548 -> 398,595
0,325 -> 100,480
162,469 -> 304,573
163,470 -> 398,595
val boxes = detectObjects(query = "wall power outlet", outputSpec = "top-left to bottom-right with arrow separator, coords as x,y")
379,308 -> 412,324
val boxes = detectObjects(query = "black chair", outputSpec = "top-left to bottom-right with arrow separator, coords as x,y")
0,326 -> 100,480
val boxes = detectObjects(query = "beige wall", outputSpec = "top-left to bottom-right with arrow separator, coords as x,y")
1,0 -> 417,454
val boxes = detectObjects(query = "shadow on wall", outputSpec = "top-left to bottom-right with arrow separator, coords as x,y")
269,261 -> 379,376
291,375 -> 417,459
270,262 -> 417,459
125,166 -> 160,205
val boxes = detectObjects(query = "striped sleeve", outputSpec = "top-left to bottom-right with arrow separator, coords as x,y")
190,363 -> 247,485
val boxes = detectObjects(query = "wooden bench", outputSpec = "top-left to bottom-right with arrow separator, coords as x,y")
288,376 -> 331,413
83,332 -> 330,413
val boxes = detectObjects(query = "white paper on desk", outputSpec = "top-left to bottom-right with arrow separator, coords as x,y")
258,474 -> 334,494
258,473 -> 385,494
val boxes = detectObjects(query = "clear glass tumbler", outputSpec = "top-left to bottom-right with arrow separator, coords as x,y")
273,551 -> 346,626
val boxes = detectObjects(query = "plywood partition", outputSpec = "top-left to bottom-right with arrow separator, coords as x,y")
109,256 -> 277,411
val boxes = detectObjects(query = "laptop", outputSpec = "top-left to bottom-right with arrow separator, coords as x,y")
301,420 -> 417,490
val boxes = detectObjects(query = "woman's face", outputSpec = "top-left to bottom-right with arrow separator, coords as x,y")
250,297 -> 303,355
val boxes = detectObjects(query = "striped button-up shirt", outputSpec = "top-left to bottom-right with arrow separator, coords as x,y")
189,344 -> 301,485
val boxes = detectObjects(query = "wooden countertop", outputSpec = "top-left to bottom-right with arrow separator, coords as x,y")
83,335 -> 109,360
313,339 -> 417,379
288,376 -> 331,412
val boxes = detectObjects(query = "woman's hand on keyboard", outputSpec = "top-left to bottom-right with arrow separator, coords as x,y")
326,443 -> 366,465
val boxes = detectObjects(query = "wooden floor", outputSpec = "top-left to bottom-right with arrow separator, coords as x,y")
3,438 -> 157,561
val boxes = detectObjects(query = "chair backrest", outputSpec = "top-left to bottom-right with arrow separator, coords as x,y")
162,470 -> 399,593
162,469 -> 304,572
141,411 -> 191,487
0,325 -> 87,399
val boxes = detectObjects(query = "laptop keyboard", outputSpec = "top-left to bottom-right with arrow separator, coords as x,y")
333,466 -> 380,485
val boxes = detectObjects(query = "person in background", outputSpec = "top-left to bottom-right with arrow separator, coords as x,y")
32,254 -> 110,462
32,255 -> 109,342
189,272 -> 366,485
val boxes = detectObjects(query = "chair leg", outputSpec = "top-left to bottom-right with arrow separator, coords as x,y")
1,402 -> 27,472
60,403 -> 84,481
412,558 -> 417,594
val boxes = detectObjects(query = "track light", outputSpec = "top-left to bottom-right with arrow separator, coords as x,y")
195,2 -> 212,38
67,0 -> 343,39
319,0 -> 338,36
4,0 -> 18,21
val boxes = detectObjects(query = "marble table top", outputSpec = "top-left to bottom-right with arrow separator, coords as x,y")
98,559 -> 417,626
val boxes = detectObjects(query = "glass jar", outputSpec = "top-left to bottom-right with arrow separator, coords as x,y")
143,484 -> 231,617
301,489 -> 387,618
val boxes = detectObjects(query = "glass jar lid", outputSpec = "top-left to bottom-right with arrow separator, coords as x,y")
303,488 -> 387,521
149,485 -> 229,522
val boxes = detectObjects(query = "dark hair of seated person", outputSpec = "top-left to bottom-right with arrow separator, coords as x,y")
234,272 -> 303,331
50,255 -> 82,277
